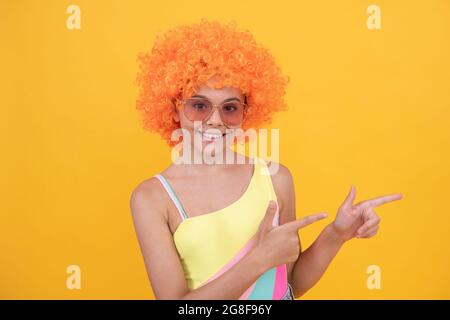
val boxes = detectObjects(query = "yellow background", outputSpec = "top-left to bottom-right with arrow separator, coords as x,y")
1,0 -> 449,299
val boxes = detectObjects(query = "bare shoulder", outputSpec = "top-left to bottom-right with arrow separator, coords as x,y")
265,160 -> 294,191
264,160 -> 296,221
130,176 -> 168,221
130,175 -> 189,299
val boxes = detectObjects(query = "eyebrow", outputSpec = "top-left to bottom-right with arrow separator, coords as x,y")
191,95 -> 242,103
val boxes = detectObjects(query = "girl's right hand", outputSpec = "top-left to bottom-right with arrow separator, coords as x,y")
252,200 -> 328,270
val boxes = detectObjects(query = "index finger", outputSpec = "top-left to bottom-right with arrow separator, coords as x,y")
285,212 -> 328,231
356,193 -> 403,209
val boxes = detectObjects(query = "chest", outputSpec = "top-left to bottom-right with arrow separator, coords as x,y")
166,173 -> 254,234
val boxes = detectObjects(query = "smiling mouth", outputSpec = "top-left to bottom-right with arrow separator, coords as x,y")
195,130 -> 227,142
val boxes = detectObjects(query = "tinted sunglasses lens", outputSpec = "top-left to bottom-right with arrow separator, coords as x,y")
183,98 -> 246,125
219,102 -> 245,126
184,99 -> 212,121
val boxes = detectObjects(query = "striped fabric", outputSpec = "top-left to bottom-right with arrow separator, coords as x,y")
154,174 -> 189,220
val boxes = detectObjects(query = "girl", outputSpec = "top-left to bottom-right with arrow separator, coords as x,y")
131,19 -> 402,300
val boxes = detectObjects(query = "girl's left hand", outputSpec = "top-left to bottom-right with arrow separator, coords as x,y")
331,186 -> 403,242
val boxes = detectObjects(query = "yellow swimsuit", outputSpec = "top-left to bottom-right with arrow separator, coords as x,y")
154,156 -> 293,299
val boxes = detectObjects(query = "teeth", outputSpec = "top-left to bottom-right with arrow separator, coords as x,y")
197,131 -> 224,141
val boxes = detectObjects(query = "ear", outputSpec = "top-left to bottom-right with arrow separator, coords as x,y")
172,101 -> 180,123
173,109 -> 180,123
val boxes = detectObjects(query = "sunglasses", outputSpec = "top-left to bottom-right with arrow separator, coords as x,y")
176,96 -> 249,126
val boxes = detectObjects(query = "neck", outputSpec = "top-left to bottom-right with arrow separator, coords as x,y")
176,147 -> 248,175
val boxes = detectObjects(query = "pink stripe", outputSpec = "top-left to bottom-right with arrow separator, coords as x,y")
201,236 -> 256,286
272,264 -> 288,299
239,282 -> 256,300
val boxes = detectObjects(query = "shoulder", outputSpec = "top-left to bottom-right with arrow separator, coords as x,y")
264,160 -> 294,191
130,176 -> 168,221
263,159 -> 296,216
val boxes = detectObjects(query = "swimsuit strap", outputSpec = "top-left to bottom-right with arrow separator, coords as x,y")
154,174 -> 189,221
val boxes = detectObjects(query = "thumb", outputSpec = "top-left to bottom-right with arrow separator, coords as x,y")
258,200 -> 278,233
341,185 -> 356,211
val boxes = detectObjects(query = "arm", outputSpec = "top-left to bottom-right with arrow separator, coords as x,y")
182,249 -> 265,300
290,223 -> 345,297
130,178 -> 268,300
291,185 -> 402,298
269,162 -> 345,298
270,163 -> 402,299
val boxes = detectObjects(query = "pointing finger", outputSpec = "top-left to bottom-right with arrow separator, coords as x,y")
286,212 -> 328,231
357,193 -> 403,209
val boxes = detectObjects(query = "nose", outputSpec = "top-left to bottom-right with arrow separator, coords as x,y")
205,107 -> 224,127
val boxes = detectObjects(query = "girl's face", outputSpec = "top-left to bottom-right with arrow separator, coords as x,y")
173,78 -> 246,159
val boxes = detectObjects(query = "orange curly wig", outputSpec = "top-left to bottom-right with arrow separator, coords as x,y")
135,18 -> 290,147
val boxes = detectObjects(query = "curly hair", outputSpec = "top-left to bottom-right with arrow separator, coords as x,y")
135,18 -> 290,147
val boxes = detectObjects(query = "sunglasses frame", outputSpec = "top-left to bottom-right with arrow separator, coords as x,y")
174,95 -> 250,127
